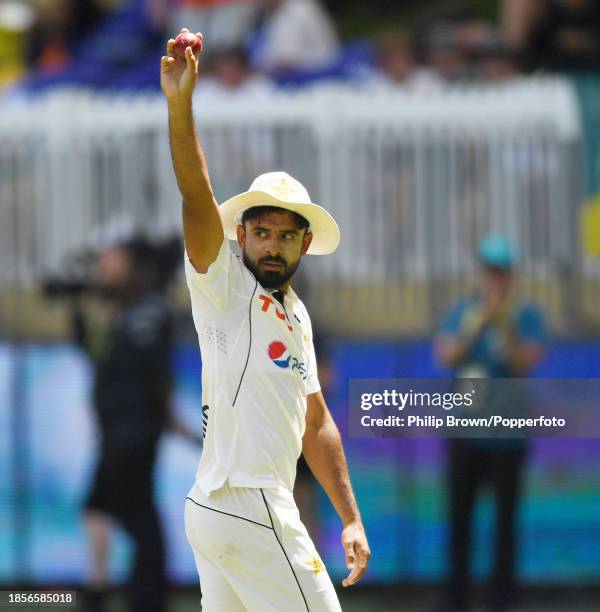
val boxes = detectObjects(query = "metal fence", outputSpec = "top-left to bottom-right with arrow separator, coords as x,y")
0,78 -> 591,336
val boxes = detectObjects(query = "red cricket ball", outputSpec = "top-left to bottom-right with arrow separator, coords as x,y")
173,32 -> 202,57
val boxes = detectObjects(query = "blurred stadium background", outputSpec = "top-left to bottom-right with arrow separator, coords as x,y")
2,0 -> 600,610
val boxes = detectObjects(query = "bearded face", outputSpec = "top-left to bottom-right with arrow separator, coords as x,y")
237,209 -> 312,290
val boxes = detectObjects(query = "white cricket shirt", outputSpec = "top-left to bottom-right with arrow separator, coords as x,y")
184,238 -> 320,497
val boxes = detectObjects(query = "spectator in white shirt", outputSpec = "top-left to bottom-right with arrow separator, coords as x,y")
250,0 -> 340,73
195,46 -> 273,100
150,0 -> 262,52
366,33 -> 442,93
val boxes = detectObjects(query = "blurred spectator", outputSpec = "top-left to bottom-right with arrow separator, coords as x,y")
458,21 -> 518,82
24,0 -> 107,73
415,3 -> 521,84
434,234 -> 546,612
248,0 -> 340,74
366,32 -> 441,92
56,237 -> 200,612
502,0 -> 600,72
10,0 -> 166,92
414,2 -> 475,82
194,45 -> 272,100
0,1 -> 35,88
475,34 -> 518,82
151,0 -> 261,53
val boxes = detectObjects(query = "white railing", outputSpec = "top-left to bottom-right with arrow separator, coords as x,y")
0,78 -> 586,330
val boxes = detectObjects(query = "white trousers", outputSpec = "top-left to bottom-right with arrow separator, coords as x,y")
184,481 -> 342,611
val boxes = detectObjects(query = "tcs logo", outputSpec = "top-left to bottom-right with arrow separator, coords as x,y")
267,341 -> 307,380
258,294 -> 292,331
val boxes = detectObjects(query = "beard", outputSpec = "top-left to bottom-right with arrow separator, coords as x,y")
242,251 -> 300,289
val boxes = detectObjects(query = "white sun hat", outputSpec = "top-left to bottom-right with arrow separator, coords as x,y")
218,171 -> 340,255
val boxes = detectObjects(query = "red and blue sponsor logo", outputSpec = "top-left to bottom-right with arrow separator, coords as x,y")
268,341 -> 291,368
267,341 -> 307,379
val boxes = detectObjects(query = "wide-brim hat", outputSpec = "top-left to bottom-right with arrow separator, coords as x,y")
219,171 -> 340,255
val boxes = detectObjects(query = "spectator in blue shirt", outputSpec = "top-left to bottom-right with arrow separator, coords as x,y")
434,234 -> 546,612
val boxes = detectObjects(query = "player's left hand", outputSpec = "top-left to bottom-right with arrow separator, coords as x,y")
341,521 -> 370,587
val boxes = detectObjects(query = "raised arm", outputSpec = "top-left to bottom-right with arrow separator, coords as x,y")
160,29 -> 224,273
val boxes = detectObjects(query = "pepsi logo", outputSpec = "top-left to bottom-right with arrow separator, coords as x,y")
268,341 -> 291,369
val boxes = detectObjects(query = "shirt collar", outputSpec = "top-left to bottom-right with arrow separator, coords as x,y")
268,286 -> 299,306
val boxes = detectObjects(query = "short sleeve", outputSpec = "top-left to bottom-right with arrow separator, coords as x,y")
184,238 -> 242,315
305,336 -> 321,395
516,303 -> 547,345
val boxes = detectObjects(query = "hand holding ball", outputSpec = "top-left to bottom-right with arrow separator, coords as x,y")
174,32 -> 202,57
161,29 -> 203,98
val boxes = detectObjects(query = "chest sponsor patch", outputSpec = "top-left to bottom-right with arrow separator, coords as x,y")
258,294 -> 292,331
267,341 -> 307,380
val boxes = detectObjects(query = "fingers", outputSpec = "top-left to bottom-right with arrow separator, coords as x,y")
341,540 -> 370,587
341,541 -> 355,587
342,565 -> 361,588
160,55 -> 175,72
194,33 -> 204,60
166,38 -> 175,57
185,45 -> 198,72
343,542 -> 355,570
353,544 -> 370,581
342,557 -> 367,587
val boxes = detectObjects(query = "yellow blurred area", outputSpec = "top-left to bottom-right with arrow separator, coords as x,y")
0,0 -> 32,87
582,191 -> 600,257
0,26 -> 24,86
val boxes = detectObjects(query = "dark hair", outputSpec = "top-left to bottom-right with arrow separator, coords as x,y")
241,206 -> 310,232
